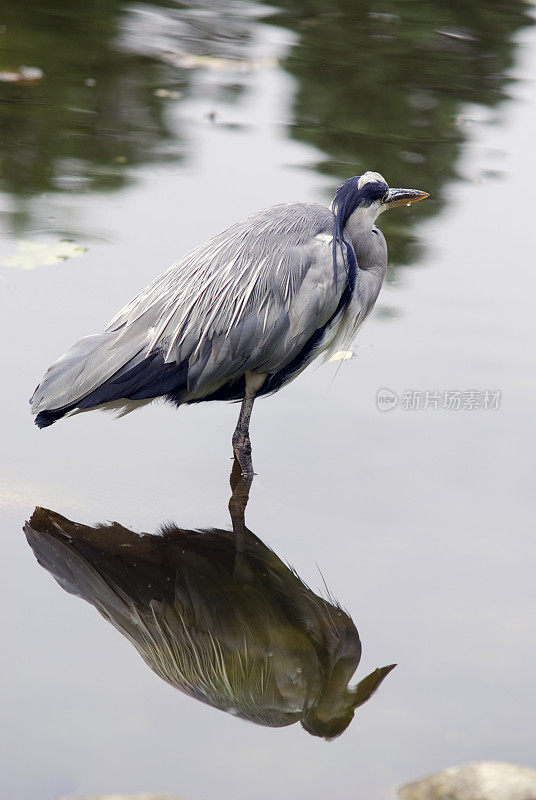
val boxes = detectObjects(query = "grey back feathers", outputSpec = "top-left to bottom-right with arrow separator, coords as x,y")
106,203 -> 344,394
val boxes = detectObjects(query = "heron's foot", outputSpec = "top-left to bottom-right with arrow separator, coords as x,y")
232,431 -> 254,478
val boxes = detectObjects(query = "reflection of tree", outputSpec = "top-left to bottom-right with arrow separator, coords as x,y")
263,0 -> 533,264
0,0 -> 254,198
1,1 -> 531,260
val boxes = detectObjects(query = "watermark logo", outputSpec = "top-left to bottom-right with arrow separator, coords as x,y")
375,389 -> 501,411
376,388 -> 399,412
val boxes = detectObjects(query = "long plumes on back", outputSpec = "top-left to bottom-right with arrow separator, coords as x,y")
107,204 -> 334,365
331,177 -> 362,291
31,202 -> 351,422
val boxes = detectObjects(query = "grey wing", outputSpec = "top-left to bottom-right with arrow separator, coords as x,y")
31,202 -> 349,414
107,203 -> 349,396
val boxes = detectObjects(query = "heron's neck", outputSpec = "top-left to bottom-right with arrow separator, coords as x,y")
344,212 -> 385,277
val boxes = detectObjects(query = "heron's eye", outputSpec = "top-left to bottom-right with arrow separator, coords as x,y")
382,191 -> 389,203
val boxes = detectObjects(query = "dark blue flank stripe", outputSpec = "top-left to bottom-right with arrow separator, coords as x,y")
35,354 -> 189,427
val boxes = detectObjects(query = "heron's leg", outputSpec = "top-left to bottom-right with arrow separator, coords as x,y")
232,371 -> 266,477
232,396 -> 255,477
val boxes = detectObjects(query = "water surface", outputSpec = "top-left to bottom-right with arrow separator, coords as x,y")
1,1 -> 535,798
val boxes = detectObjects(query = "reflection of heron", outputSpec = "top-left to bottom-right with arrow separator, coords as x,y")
24,463 -> 395,739
31,172 -> 427,475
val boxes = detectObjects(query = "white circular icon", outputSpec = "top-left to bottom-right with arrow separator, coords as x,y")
376,388 -> 399,412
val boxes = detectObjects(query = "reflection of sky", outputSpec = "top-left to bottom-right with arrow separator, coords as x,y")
0,3 -> 535,800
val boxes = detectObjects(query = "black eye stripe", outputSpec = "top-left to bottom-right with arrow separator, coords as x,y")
332,175 -> 390,235
357,181 -> 389,206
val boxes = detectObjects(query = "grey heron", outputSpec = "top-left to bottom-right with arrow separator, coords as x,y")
31,171 -> 428,475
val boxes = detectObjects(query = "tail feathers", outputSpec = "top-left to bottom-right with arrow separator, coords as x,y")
35,406 -> 76,428
24,511 -> 136,629
31,330 -> 151,423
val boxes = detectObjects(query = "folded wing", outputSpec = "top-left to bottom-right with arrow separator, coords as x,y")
31,202 -> 352,421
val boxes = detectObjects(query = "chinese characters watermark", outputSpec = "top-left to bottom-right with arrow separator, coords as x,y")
376,388 -> 501,412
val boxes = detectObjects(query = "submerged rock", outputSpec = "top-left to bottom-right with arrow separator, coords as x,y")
399,761 -> 536,800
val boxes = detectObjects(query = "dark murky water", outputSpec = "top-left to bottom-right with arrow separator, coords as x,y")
1,2 -> 535,798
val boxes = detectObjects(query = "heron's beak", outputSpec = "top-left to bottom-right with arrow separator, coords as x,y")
350,664 -> 397,709
384,188 -> 429,209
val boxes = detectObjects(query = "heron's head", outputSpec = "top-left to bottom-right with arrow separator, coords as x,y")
332,171 -> 428,232
300,663 -> 396,741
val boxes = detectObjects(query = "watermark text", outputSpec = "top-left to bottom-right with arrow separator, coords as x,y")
376,388 -> 501,412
